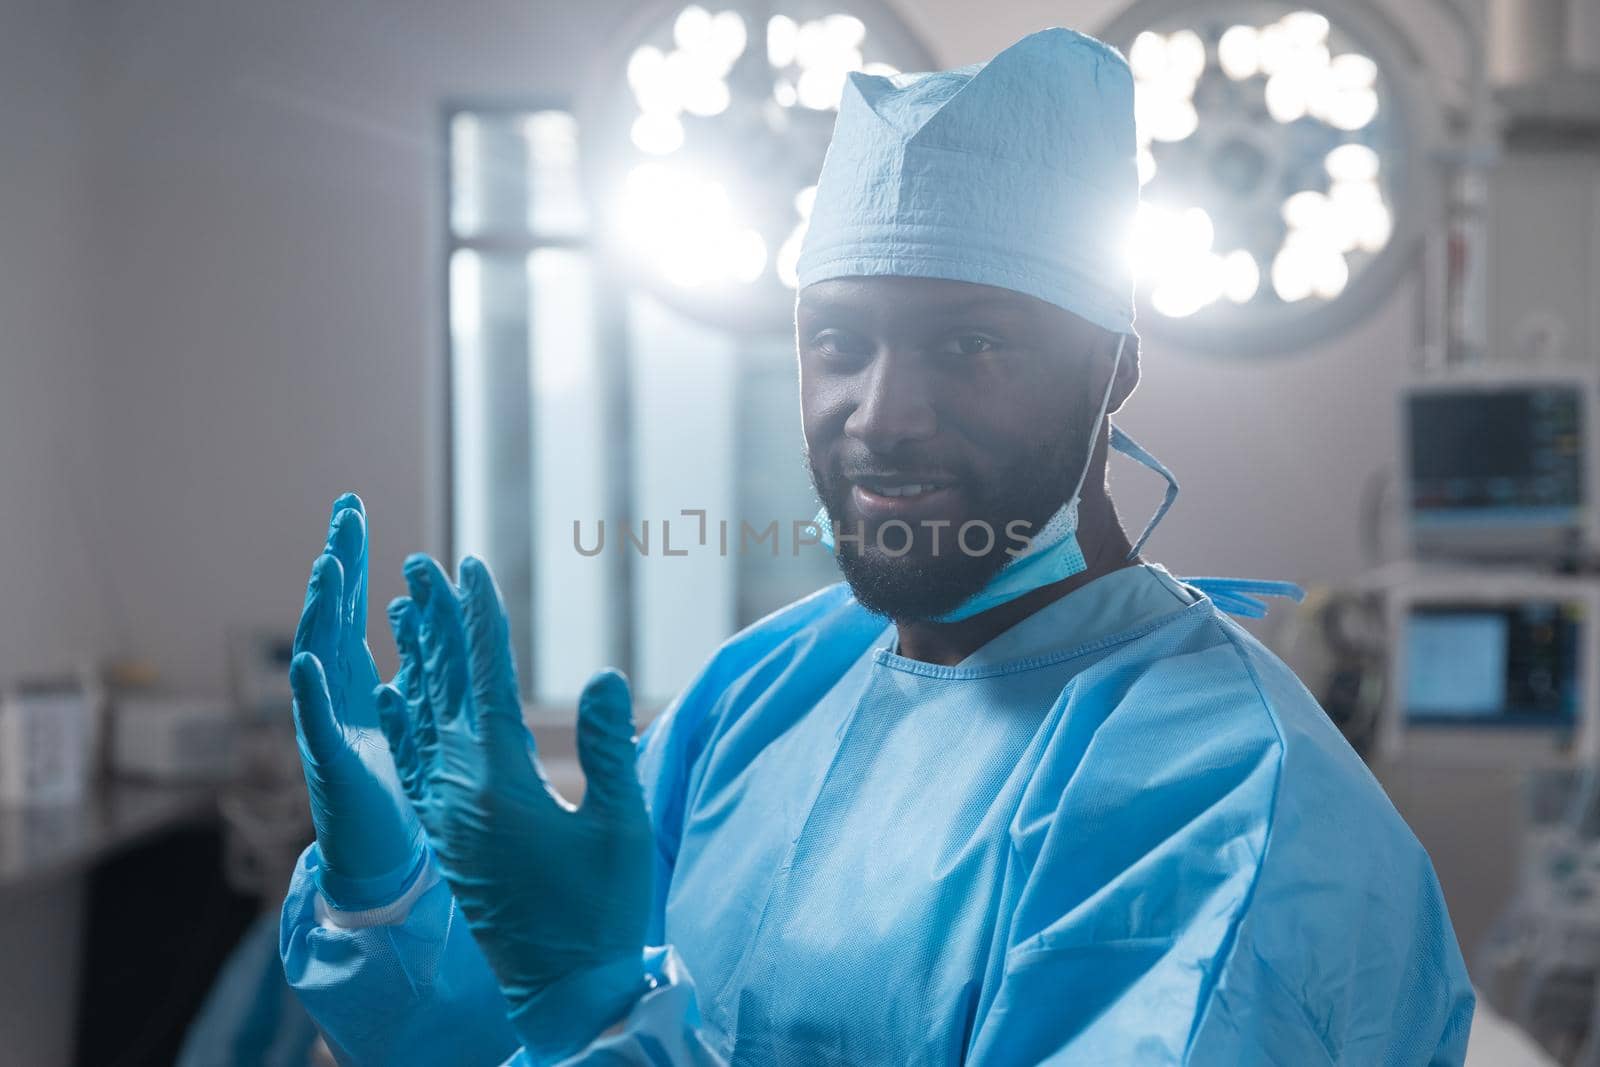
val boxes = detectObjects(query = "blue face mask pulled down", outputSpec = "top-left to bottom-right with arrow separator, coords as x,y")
815,334 -> 1180,622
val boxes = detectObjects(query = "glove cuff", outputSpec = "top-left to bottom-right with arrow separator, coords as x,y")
507,953 -> 650,1062
316,838 -> 430,913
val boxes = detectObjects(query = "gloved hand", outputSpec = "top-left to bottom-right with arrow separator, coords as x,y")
288,494 -> 426,910
375,554 -> 653,1058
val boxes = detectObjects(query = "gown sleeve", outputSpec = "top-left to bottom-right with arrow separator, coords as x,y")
277,588 -> 862,1065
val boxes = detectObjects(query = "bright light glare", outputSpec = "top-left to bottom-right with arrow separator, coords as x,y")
1312,247 -> 1349,298
777,220 -> 807,288
682,77 -> 731,116
1271,242 -> 1315,302
1324,87 -> 1379,130
629,46 -> 675,111
1265,69 -> 1311,123
1259,17 -> 1328,78
620,164 -> 767,287
1330,52 -> 1377,89
1136,68 -> 1200,143
788,15 -> 863,109
773,78 -> 798,107
796,19 -> 861,72
1282,189 -> 1329,231
631,112 -> 686,154
1138,86 -> 1199,142
1282,10 -> 1330,45
709,11 -> 747,65
861,62 -> 900,78
823,13 -> 866,49
1257,23 -> 1291,75
797,67 -> 848,109
1131,202 -> 1230,317
1129,31 -> 1167,82
1325,143 -> 1380,182
1273,234 -> 1349,303
1165,30 -> 1206,82
1351,196 -> 1392,251
674,7 -> 713,54
1222,250 -> 1260,302
794,184 -> 817,218
1126,13 -> 1390,316
768,15 -> 799,66
1284,189 -> 1359,254
1218,25 -> 1260,80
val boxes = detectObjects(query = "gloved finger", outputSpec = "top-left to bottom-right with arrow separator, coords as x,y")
404,553 -> 470,730
459,557 -> 523,731
576,668 -> 644,816
375,683 -> 427,806
289,651 -> 345,769
387,595 -> 437,773
292,554 -> 343,681
387,597 -> 424,700
325,500 -> 368,640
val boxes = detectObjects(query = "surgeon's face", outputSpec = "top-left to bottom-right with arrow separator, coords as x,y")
799,276 -> 1131,621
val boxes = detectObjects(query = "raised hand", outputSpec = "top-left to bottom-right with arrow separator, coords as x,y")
376,554 -> 653,1055
288,494 -> 425,909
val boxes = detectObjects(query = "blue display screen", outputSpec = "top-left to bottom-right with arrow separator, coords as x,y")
1406,603 -> 1582,726
1407,614 -> 1507,716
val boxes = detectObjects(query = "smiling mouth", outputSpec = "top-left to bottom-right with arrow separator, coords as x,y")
848,475 -> 956,498
845,475 -> 964,521
860,482 -> 946,498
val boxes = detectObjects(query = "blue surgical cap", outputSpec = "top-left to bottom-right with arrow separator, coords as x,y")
796,28 -> 1139,335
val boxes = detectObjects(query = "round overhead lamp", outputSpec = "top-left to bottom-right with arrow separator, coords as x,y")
1098,0 -> 1440,356
586,1 -> 934,333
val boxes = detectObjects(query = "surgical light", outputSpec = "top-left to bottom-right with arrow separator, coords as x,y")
1101,0 -> 1422,355
601,1 -> 932,331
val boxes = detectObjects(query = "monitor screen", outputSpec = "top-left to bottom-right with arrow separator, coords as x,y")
1408,386 -> 1584,524
1406,602 -> 1583,726
1407,613 -> 1507,716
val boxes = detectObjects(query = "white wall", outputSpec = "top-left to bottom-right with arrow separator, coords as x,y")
59,0 -> 1440,700
0,1 -> 105,684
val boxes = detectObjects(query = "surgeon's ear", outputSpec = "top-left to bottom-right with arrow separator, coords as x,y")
1107,331 -> 1141,414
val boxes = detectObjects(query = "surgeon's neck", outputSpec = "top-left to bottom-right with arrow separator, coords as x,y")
892,490 -> 1136,667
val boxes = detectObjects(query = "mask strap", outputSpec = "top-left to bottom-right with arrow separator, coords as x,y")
1064,333 -> 1129,506
1110,424 -> 1179,560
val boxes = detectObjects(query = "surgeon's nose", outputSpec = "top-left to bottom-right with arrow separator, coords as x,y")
843,351 -> 936,454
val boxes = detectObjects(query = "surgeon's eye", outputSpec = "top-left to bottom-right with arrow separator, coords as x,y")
808,329 -> 873,362
937,334 -> 999,357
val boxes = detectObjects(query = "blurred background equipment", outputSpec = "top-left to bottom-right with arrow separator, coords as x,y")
110,696 -> 236,784
1403,370 -> 1596,563
0,674 -> 98,808
1382,572 -> 1599,763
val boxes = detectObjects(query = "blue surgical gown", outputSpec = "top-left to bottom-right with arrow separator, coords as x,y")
280,564 -> 1474,1065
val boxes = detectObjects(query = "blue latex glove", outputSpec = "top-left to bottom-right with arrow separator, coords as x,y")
288,494 -> 426,910
375,554 -> 653,1060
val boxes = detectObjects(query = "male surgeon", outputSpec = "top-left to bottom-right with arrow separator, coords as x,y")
281,28 -> 1475,1066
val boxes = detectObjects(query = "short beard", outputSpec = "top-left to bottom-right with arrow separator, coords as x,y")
808,431 -> 1083,622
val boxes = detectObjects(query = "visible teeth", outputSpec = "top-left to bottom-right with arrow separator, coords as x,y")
877,484 -> 936,497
